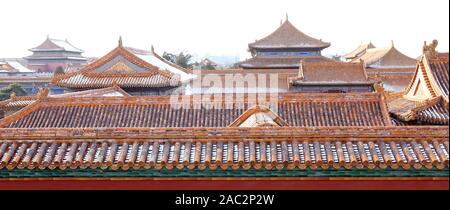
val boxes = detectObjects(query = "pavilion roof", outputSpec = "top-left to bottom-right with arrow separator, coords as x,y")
248,20 -> 330,50
51,38 -> 181,89
0,93 -> 392,128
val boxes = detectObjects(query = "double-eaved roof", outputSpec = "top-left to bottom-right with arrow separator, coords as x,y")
51,39 -> 183,89
29,37 -> 85,53
0,93 -> 392,128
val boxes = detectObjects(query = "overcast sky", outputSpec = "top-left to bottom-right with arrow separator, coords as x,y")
1,0 -> 448,60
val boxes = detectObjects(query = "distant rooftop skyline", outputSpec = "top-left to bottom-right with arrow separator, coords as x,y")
0,0 -> 448,60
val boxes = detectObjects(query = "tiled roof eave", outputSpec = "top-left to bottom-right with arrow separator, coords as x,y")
0,126 -> 448,171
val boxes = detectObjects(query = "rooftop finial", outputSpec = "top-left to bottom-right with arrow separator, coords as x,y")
10,92 -> 16,99
47,34 -> 50,39
151,44 -> 155,53
37,88 -> 49,99
286,13 -> 289,21
423,39 -> 439,57
391,40 -> 394,47
118,36 -> 123,47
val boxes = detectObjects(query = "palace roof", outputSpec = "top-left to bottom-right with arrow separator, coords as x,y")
344,42 -> 376,60
389,96 -> 448,125
351,44 -> 417,69
51,38 -> 181,89
125,46 -> 195,81
0,93 -> 392,128
404,52 -> 449,101
248,20 -> 330,50
239,55 -> 334,69
0,86 -> 130,112
29,37 -> 84,53
0,127 -> 447,174
0,59 -> 34,73
290,61 -> 372,85
388,43 -> 449,125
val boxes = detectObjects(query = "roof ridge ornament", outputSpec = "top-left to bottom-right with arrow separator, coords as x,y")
298,60 -> 304,80
391,40 -> 395,47
37,88 -> 49,100
286,13 -> 288,21
118,36 -> 123,47
10,92 -> 16,99
423,39 -> 439,58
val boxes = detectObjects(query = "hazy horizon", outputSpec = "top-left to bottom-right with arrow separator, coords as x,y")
1,0 -> 448,61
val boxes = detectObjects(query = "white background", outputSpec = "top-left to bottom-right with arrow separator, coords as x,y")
0,0 -> 448,60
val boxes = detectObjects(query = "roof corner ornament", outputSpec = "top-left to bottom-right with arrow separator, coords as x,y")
151,44 -> 155,53
111,81 -> 119,88
359,58 -> 366,68
423,39 -> 438,58
298,60 -> 304,80
286,13 -> 288,21
374,80 -> 385,93
10,92 -> 16,99
391,40 -> 395,47
118,36 -> 123,47
37,88 -> 49,100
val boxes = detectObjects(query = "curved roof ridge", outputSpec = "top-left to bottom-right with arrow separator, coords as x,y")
30,36 -> 84,53
344,42 -> 376,59
51,43 -> 180,88
248,20 -> 330,50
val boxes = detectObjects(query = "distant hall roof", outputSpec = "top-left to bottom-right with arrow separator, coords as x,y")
352,45 -> 417,69
29,37 -> 84,53
248,20 -> 330,50
344,42 -> 376,60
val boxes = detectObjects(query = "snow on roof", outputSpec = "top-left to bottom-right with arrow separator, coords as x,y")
0,59 -> 34,73
126,47 -> 196,82
30,37 -> 84,53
